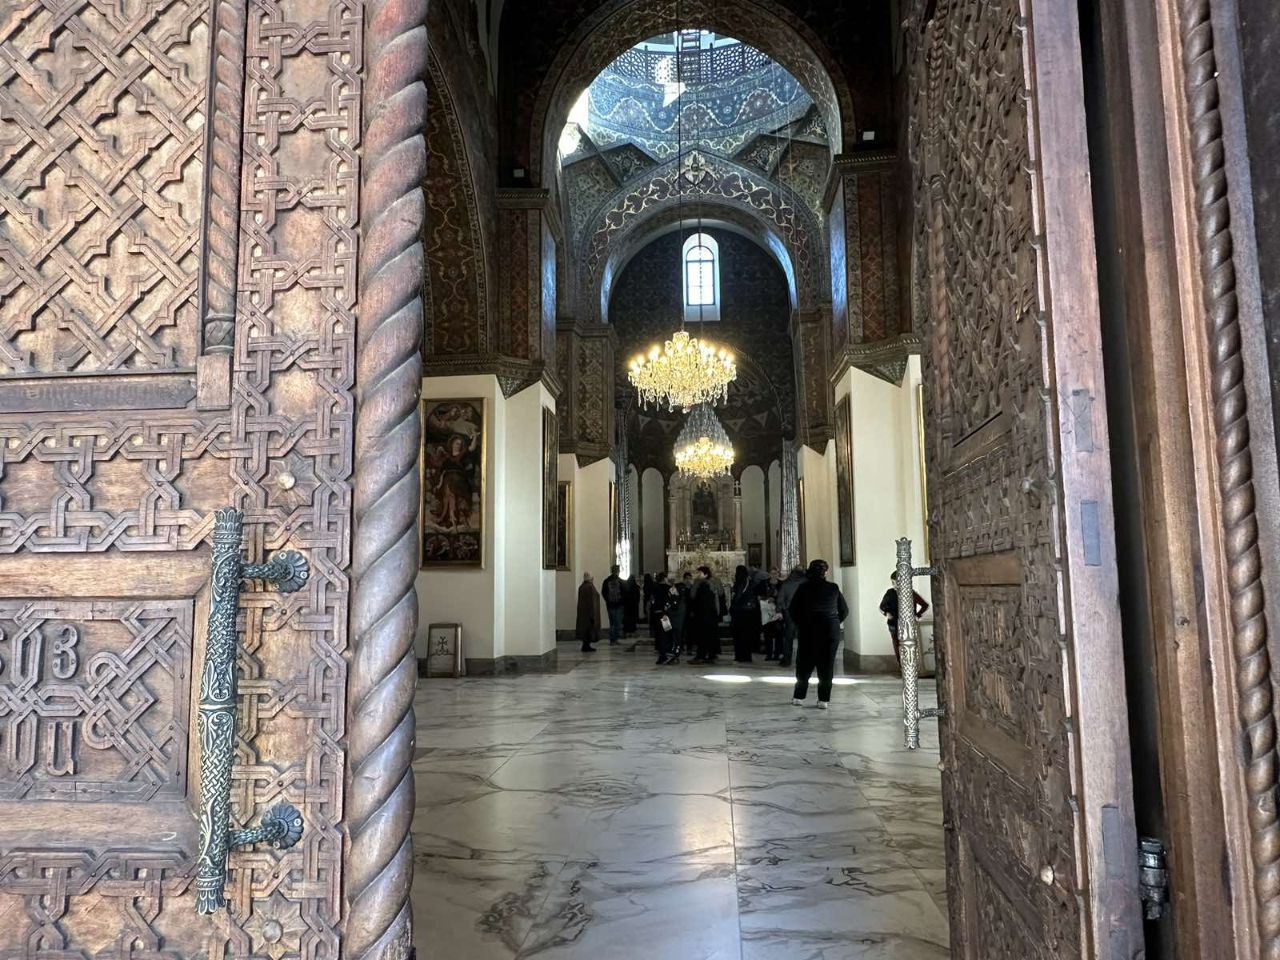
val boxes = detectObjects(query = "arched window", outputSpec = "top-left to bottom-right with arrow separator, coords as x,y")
682,233 -> 721,322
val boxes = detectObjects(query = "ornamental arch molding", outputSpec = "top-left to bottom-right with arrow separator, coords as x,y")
598,203 -> 801,324
424,48 -> 492,360
581,152 -> 827,324
528,0 -> 856,186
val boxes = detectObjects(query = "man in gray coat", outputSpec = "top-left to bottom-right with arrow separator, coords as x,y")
776,565 -> 806,667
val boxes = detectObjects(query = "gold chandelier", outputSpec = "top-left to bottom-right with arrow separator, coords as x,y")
629,331 -> 736,411
674,403 -> 735,478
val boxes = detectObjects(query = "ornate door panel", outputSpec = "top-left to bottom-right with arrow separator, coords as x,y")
0,0 -> 378,954
909,0 -> 1144,956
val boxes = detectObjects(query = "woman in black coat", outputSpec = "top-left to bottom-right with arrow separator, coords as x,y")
788,559 -> 849,707
622,575 -> 640,637
688,566 -> 722,664
729,565 -> 762,663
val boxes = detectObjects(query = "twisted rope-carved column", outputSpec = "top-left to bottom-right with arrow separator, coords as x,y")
345,0 -> 427,956
202,0 -> 247,351
1178,2 -> 1280,954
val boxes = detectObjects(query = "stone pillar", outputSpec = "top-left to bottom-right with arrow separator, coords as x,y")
733,485 -> 744,550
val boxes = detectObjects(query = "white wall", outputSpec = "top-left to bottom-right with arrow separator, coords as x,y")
416,375 -> 556,664
740,465 -> 766,562
640,467 -> 665,575
768,460 -> 782,570
831,355 -> 931,663
502,383 -> 556,658
556,454 -> 616,631
798,441 -> 834,569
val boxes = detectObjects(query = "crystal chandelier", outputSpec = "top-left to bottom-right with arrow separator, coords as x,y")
674,403 -> 735,479
629,332 -> 736,411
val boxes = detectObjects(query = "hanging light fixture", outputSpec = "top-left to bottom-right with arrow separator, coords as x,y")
630,331 -> 736,411
674,403 -> 735,479
628,23 -> 737,412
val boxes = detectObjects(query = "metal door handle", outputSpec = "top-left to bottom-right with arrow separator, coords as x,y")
195,507 -> 308,914
896,537 -> 944,750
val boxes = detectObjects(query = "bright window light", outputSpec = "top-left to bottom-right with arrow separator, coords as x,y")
682,233 -> 720,321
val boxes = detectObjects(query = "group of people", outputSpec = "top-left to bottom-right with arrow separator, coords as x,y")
576,558 -> 875,707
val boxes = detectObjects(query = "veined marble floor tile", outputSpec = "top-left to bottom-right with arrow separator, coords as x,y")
518,860 -> 741,959
413,855 -> 563,959
738,862 -> 949,960
412,642 -> 950,957
415,788 -> 737,863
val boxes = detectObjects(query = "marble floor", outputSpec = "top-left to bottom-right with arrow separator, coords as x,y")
411,641 -> 948,960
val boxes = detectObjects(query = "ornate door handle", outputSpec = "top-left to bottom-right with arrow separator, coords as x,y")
195,508 -> 309,914
896,537 -> 944,750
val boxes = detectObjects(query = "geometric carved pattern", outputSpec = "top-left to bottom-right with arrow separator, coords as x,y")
425,52 -> 489,357
913,0 -> 1085,955
928,3 -> 1033,446
0,599 -> 192,802
0,850 -> 193,957
957,585 -> 1026,748
0,415 -> 228,553
223,0 -> 363,951
0,0 -> 210,374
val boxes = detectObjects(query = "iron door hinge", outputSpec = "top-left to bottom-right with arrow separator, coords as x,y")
1138,837 -> 1169,920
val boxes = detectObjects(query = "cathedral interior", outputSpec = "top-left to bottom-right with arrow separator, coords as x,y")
1,0 -> 1279,958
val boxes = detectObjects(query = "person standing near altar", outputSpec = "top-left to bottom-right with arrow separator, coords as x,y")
688,566 -> 722,664
623,574 -> 640,638
730,565 -> 763,663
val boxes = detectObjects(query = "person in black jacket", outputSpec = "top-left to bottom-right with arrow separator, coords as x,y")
879,572 -> 929,665
688,566 -> 722,665
650,573 -> 680,664
729,565 -> 763,663
788,559 -> 849,708
622,575 -> 640,637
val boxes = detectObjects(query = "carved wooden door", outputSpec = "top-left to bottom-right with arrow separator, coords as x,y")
909,0 -> 1145,956
0,0 -> 419,955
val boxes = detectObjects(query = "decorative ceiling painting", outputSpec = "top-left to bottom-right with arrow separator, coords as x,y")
556,31 -> 833,326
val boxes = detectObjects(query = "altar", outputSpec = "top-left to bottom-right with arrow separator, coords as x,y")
664,473 -> 746,580
666,548 -> 746,582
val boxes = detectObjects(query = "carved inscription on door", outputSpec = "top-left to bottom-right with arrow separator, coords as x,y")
0,600 -> 192,801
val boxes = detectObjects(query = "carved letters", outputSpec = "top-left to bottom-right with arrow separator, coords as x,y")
0,600 -> 192,801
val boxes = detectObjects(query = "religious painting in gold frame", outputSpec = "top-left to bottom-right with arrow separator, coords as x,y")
542,407 -> 558,570
555,481 -> 573,570
421,398 -> 485,567
834,395 -> 855,567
